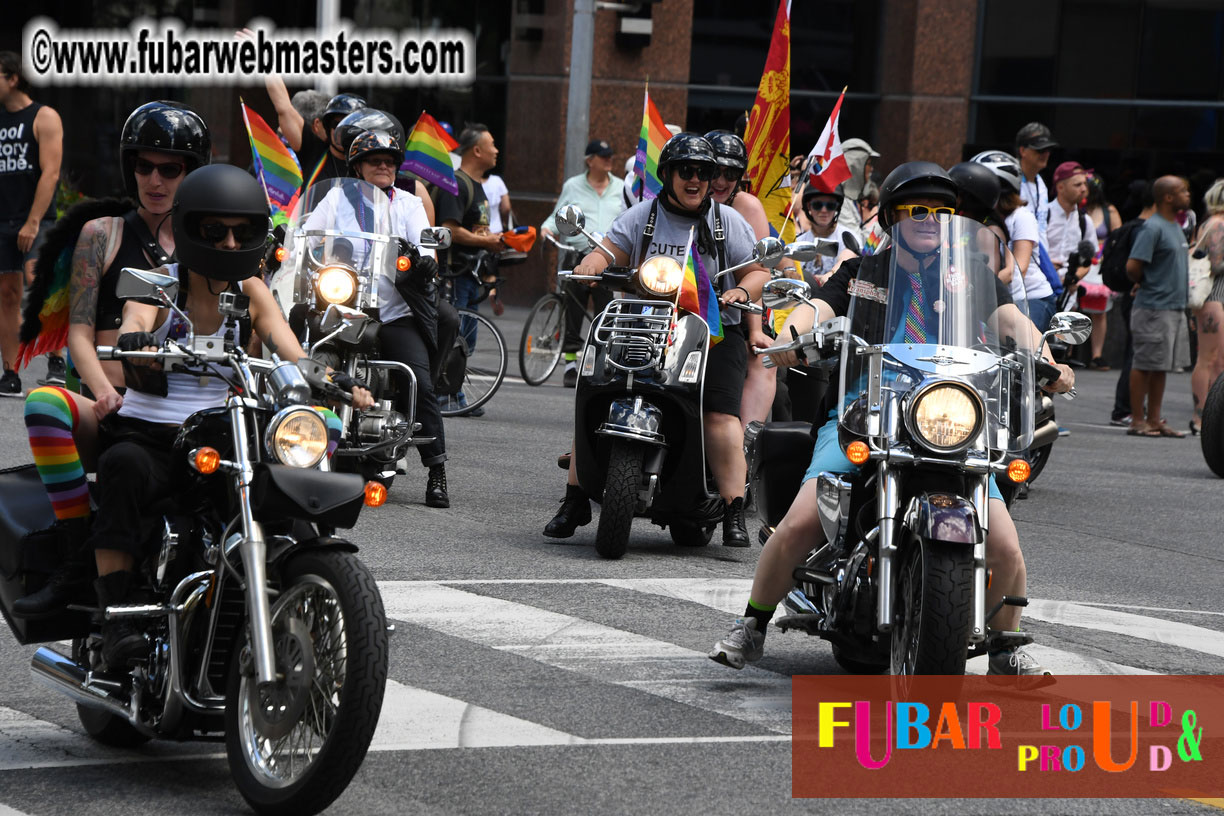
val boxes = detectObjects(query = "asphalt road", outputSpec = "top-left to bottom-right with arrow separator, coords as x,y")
1,316 -> 1222,816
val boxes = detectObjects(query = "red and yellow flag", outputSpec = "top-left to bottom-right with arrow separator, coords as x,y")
744,0 -> 794,243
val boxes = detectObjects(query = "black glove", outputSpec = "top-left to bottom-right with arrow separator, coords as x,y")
395,252 -> 439,293
117,331 -> 158,351
117,332 -> 167,397
329,370 -> 367,393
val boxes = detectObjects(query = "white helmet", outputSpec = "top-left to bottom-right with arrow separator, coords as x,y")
970,150 -> 1022,194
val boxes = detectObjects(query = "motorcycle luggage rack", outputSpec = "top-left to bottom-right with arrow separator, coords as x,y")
592,299 -> 675,372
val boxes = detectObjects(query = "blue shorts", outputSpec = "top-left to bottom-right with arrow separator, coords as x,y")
802,414 -> 1004,503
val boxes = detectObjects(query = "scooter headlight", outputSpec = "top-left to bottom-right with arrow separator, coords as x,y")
315,264 -> 358,306
906,381 -> 983,453
266,407 -> 329,469
638,255 -> 682,297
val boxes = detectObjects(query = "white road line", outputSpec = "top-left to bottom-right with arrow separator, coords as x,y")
1025,599 -> 1224,659
379,581 -> 794,734
1072,601 -> 1224,618
0,806 -> 34,816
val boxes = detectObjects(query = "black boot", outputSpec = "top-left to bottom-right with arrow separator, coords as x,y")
722,497 -> 749,547
426,464 -> 450,508
93,571 -> 147,669
13,518 -> 93,619
543,486 -> 592,539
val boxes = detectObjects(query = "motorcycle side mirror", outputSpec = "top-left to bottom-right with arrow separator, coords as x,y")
1048,311 -> 1093,345
418,227 -> 452,251
762,278 -> 812,308
786,239 -> 839,259
318,303 -> 366,334
116,267 -> 179,305
752,237 -> 787,268
555,205 -> 586,238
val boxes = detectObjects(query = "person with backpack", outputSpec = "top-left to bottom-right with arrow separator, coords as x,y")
1101,182 -> 1155,426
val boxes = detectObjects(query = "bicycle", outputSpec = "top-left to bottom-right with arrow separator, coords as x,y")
519,233 -> 605,385
437,250 -> 509,417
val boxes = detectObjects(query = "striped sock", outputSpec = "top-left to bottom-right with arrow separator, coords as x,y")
314,406 -> 343,458
24,387 -> 91,521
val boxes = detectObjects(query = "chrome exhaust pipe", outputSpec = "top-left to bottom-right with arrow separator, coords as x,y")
1030,420 -> 1059,450
30,647 -> 133,722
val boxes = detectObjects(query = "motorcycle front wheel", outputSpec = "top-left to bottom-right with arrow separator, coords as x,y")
595,441 -> 644,560
518,294 -> 564,385
1201,373 -> 1224,477
225,550 -> 388,816
889,539 -> 972,675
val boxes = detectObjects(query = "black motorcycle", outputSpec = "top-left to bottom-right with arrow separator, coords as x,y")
0,268 -> 390,814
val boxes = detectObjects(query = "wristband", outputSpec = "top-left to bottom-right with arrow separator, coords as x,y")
733,286 -> 751,300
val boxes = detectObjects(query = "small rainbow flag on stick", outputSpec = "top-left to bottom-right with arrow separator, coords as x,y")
240,101 -> 301,223
402,112 -> 461,196
632,83 -> 669,200
676,226 -> 723,345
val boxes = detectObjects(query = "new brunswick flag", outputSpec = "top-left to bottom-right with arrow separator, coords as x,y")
744,0 -> 794,243
676,226 -> 723,345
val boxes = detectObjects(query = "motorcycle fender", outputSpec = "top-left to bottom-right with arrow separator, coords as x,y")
904,493 -> 982,545
252,465 -> 367,529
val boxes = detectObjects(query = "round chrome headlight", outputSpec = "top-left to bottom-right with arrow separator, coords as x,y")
315,264 -> 358,305
907,382 -> 983,453
638,255 -> 682,297
265,407 -> 329,469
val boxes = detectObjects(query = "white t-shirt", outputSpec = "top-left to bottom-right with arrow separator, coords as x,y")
1005,208 -> 1053,302
482,174 -> 509,233
796,225 -> 860,284
1047,200 -> 1100,284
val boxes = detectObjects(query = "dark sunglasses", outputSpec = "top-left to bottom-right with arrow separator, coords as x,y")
894,204 -> 955,223
134,159 -> 185,178
715,167 -> 743,182
807,200 -> 839,212
199,221 -> 264,244
674,163 -> 716,182
362,156 -> 399,168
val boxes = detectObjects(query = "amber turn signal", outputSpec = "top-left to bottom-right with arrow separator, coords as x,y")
396,256 -> 411,272
364,480 -> 388,507
845,440 -> 870,465
1007,459 -> 1031,483
191,447 -> 221,475
274,246 -> 288,262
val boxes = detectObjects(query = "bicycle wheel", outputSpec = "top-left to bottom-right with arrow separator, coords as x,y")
440,308 -> 508,417
519,294 -> 565,385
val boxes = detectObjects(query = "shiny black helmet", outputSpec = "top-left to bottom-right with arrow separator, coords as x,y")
320,93 -> 366,130
171,164 -> 270,282
802,185 -> 845,214
347,130 -> 405,175
335,108 -> 405,158
878,161 -> 959,228
703,130 -> 747,172
658,132 -> 717,174
119,101 -> 211,197
948,161 -> 1002,215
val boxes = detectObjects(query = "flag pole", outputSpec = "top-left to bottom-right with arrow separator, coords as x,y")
781,86 -> 848,235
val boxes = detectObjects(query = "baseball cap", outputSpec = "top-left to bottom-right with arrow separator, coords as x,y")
1052,161 -> 1091,185
1016,122 -> 1058,151
585,139 -> 613,158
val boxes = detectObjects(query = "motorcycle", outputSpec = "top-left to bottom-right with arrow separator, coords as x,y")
747,214 -> 1091,674
0,267 -> 390,814
268,176 -> 452,482
1202,372 -> 1224,477
552,205 -> 827,559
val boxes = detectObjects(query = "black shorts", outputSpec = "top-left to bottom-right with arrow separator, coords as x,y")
0,217 -> 55,273
703,322 -> 748,417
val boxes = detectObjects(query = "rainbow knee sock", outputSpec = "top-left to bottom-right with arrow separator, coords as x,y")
314,406 -> 343,458
24,387 -> 91,520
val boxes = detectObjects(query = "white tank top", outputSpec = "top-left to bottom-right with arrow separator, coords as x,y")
119,272 -> 236,425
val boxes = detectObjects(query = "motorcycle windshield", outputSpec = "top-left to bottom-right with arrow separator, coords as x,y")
839,214 -> 1036,453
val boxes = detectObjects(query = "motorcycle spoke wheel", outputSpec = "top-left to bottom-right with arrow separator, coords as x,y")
519,295 -> 564,385
440,309 -> 507,416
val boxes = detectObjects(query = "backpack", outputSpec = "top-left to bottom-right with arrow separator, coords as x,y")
1100,218 -> 1145,293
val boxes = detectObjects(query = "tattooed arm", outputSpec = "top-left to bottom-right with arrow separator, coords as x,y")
67,218 -> 126,409
1204,215 -> 1224,277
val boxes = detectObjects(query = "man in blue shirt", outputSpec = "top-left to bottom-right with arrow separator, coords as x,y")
1125,175 -> 1192,438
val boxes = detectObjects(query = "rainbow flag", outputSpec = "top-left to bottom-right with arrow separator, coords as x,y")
676,227 -> 723,344
240,101 -> 301,223
744,0 -> 794,243
862,221 -> 888,257
402,112 -> 461,196
631,85 -> 668,200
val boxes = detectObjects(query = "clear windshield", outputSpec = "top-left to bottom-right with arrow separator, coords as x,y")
838,214 -> 1036,453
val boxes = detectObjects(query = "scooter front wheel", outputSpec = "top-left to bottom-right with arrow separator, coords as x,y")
669,522 -> 713,547
595,441 -> 644,559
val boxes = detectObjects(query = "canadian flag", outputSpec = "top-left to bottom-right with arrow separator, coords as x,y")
805,89 -> 851,194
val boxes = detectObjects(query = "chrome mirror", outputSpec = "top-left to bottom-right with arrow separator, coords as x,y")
752,237 -> 787,268
762,278 -> 812,308
116,267 -> 179,305
418,227 -> 452,251
555,205 -> 586,238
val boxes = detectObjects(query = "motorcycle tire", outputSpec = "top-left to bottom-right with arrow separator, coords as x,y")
595,442 -> 644,560
1026,443 -> 1053,484
519,294 -> 564,386
668,522 -> 713,547
890,539 -> 973,676
1201,373 -> 1224,478
225,550 -> 388,816
830,645 -> 888,675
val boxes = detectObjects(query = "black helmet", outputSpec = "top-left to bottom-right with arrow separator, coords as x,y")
320,93 -> 366,129
119,101 -> 211,197
658,132 -> 717,174
878,161 -> 959,228
948,161 -> 1001,216
703,130 -> 747,172
335,108 -> 405,158
171,164 -> 270,282
970,150 -> 1023,195
802,185 -> 845,213
347,130 -> 405,175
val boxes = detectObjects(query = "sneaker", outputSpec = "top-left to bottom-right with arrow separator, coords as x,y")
721,497 -> 749,547
1109,414 -> 1132,427
0,370 -> 23,398
543,494 -> 592,538
459,403 -> 486,418
1057,427 -> 1070,437
563,364 -> 578,388
709,617 -> 765,669
38,354 -> 66,386
987,647 -> 1050,676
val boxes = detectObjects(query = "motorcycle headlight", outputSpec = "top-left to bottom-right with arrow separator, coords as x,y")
638,256 -> 682,297
907,382 -> 983,453
315,264 -> 358,305
265,407 -> 329,469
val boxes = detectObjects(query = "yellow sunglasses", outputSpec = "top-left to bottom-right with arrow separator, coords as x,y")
894,204 -> 955,222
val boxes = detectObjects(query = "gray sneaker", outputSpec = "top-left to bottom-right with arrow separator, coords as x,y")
709,617 -> 764,670
987,647 -> 1050,676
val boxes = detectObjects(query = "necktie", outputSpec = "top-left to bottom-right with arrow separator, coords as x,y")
903,272 -> 928,344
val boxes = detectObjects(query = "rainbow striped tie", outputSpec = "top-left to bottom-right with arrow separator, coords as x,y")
903,273 -> 928,344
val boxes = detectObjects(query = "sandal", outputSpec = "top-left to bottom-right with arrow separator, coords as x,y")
1126,423 -> 1160,437
1154,421 -> 1186,439
1089,357 -> 1111,371
1190,417 -> 1202,436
